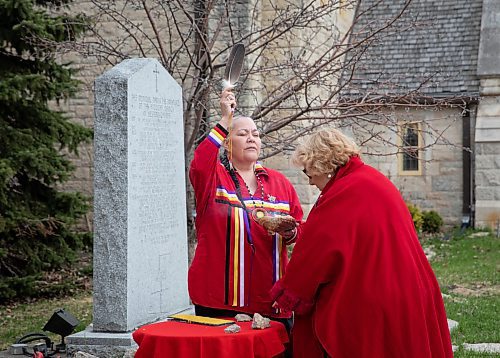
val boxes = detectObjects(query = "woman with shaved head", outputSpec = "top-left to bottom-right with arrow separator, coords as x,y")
189,88 -> 303,336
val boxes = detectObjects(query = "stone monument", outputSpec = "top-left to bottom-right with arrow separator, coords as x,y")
67,58 -> 189,357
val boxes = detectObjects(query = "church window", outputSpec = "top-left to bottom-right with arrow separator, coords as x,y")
399,122 -> 422,175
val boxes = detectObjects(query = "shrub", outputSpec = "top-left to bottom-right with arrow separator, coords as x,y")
406,202 -> 423,233
422,210 -> 444,233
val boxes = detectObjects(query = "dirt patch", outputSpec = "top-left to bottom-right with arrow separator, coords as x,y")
449,283 -> 500,297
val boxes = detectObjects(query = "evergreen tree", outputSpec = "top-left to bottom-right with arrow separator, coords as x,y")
0,0 -> 92,301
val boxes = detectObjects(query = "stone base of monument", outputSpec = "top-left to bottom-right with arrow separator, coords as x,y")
66,327 -> 137,358
66,306 -> 195,358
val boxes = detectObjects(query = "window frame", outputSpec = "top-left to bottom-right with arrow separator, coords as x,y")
398,121 -> 423,176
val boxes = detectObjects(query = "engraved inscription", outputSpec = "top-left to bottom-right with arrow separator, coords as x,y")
128,93 -> 183,245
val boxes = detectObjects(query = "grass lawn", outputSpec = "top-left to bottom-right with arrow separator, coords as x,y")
0,292 -> 92,350
423,230 -> 500,357
0,229 -> 498,355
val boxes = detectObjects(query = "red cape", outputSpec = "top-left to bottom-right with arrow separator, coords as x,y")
271,156 -> 453,357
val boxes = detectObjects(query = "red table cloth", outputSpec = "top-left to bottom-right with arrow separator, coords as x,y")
133,320 -> 289,358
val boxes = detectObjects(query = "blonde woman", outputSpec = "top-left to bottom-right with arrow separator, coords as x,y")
271,129 -> 452,357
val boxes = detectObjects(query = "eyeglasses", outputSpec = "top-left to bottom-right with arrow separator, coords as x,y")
302,169 -> 311,179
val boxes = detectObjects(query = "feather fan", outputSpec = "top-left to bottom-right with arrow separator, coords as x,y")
223,43 -> 245,89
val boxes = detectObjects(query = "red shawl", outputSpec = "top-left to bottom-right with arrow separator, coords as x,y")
271,156 -> 453,357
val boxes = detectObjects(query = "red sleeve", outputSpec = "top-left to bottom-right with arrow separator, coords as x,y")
272,199 -> 346,313
284,222 -> 302,245
189,124 -> 228,214
288,184 -> 303,222
284,184 -> 304,245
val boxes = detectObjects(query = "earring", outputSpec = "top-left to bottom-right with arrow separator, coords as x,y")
327,173 -> 332,179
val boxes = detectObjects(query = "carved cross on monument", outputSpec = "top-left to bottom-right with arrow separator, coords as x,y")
153,64 -> 160,92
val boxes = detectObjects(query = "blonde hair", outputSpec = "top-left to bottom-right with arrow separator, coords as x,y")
292,128 -> 360,175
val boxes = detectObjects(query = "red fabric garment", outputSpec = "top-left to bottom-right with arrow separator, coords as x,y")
292,312 -> 325,357
271,156 -> 453,357
189,124 -> 303,318
133,320 -> 289,358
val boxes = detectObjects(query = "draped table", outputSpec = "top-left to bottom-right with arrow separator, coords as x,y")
133,319 -> 289,358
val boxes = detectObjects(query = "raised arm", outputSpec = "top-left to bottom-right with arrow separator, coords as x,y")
189,89 -> 236,213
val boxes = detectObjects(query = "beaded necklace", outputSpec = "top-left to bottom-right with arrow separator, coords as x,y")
237,169 -> 268,220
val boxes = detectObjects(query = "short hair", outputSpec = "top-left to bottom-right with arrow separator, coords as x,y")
292,128 -> 360,176
229,115 -> 254,130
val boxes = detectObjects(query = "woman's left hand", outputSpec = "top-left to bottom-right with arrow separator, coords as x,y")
270,280 -> 315,315
279,227 -> 297,241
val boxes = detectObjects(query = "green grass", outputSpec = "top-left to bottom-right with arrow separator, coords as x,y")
445,296 -> 500,344
426,231 -> 499,287
0,292 -> 92,350
423,230 -> 500,357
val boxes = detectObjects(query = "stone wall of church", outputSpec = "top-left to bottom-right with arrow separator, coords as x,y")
475,0 -> 500,230
350,107 -> 466,226
475,79 -> 500,229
